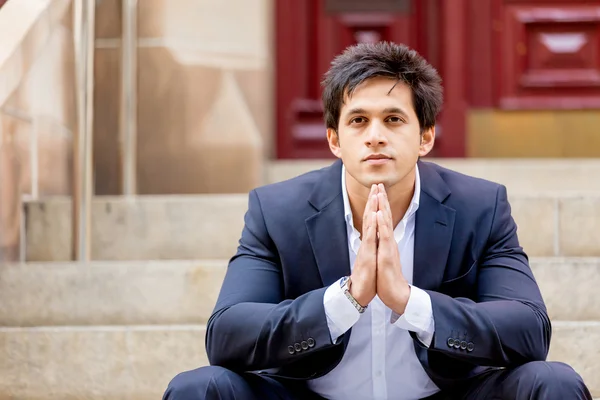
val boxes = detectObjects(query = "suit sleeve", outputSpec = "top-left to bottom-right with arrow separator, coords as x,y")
422,185 -> 552,367
205,190 -> 336,372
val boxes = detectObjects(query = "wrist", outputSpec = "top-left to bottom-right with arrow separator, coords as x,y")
342,276 -> 368,311
347,278 -> 367,307
390,284 -> 411,315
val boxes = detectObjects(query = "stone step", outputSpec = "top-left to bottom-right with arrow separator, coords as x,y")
0,325 -> 208,400
0,260 -> 225,326
0,322 -> 597,399
267,159 -> 600,193
23,192 -> 600,261
1,258 -> 598,326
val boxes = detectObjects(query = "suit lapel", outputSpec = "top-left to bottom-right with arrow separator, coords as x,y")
304,160 -> 456,290
305,160 -> 351,287
413,161 -> 456,291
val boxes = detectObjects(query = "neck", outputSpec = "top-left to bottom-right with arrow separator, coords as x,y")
347,167 -> 417,236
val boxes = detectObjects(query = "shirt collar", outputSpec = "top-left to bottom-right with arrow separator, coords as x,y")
341,163 -> 421,231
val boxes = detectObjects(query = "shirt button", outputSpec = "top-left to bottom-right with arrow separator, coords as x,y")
375,370 -> 382,377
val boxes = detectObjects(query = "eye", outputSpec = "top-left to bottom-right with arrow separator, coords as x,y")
350,117 -> 367,125
386,116 -> 403,123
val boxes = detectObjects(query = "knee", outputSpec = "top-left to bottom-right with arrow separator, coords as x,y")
517,361 -> 588,396
163,366 -> 236,400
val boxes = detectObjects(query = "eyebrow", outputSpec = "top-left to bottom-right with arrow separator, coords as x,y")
344,108 -> 367,117
382,107 -> 409,118
344,107 -> 410,119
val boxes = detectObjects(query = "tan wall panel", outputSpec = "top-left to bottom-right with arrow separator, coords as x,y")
95,0 -> 121,39
3,19 -> 75,198
468,110 -> 600,158
93,47 -> 121,195
132,0 -> 272,193
137,0 -> 166,38
91,0 -> 274,194
234,69 -> 273,157
136,46 -> 221,194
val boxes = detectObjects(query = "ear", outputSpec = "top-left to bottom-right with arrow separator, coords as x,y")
419,126 -> 435,157
327,128 -> 343,159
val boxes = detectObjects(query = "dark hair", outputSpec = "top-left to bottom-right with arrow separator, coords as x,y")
321,41 -> 443,133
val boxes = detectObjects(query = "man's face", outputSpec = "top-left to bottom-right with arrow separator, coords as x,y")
327,76 -> 435,190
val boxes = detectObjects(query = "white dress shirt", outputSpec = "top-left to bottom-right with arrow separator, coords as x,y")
307,164 -> 440,400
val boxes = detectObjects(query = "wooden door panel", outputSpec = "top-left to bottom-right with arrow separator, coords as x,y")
495,1 -> 600,109
276,0 -> 600,159
276,0 -> 425,159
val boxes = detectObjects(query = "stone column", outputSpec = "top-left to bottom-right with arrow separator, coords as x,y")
132,0 -> 272,194
0,0 -> 75,261
0,114 -> 22,261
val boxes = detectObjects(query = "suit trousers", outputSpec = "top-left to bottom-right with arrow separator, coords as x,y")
163,361 -> 592,400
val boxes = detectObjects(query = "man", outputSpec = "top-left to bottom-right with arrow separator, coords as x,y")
164,42 -> 591,399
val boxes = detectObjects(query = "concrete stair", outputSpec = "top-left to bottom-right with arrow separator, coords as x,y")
3,159 -> 600,399
22,192 -> 600,261
267,158 -> 600,193
0,323 -> 597,400
0,325 -> 208,400
1,258 -> 599,398
20,158 -> 600,262
0,258 -> 599,326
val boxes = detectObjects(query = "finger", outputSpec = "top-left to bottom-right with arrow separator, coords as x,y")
377,210 -> 402,267
376,210 -> 394,247
361,212 -> 378,260
377,193 -> 393,224
377,185 -> 393,223
368,184 -> 379,213
368,211 -> 378,245
376,211 -> 391,263
362,187 -> 377,230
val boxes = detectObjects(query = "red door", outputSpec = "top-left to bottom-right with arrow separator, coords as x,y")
275,0 -> 468,159
276,0 -> 600,159
492,0 -> 600,109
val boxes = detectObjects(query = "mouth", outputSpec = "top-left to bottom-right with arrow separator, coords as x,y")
364,154 -> 392,165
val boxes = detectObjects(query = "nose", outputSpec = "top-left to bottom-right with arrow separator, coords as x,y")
364,120 -> 388,147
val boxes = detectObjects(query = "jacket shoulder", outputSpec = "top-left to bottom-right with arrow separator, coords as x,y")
251,163 -> 334,209
422,161 -> 505,207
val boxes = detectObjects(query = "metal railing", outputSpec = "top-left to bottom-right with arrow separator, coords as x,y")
72,0 -> 95,261
120,0 -> 138,196
72,0 -> 138,261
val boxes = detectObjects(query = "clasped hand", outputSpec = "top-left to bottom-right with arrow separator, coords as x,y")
348,184 -> 411,315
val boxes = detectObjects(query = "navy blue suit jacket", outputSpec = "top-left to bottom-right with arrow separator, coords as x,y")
205,160 -> 551,390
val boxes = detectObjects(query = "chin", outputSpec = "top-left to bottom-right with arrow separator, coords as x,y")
359,173 -> 396,188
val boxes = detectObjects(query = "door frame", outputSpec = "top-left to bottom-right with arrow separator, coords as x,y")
275,0 -> 469,158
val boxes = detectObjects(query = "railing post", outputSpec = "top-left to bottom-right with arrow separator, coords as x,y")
120,0 -> 138,195
72,0 -> 95,261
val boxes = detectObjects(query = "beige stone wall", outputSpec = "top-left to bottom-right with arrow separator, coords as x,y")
0,0 -> 74,260
94,0 -> 274,194
468,110 -> 600,157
